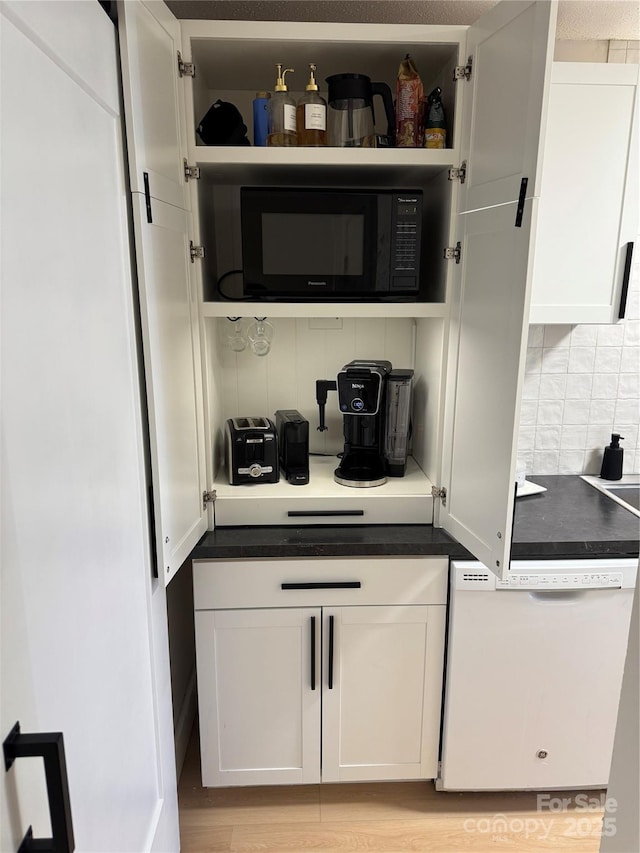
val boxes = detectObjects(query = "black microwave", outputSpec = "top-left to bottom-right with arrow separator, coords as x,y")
240,187 -> 423,300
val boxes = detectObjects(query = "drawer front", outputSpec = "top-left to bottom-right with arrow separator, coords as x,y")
213,494 -> 432,526
193,556 -> 448,610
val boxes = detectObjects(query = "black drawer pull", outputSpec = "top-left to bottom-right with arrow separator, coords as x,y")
3,721 -> 75,853
618,241 -> 634,319
287,510 -> 364,517
310,616 -> 316,690
281,582 -> 362,590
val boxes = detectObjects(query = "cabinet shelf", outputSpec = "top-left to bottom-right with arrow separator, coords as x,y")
192,146 -> 457,169
200,301 -> 447,318
191,146 -> 458,185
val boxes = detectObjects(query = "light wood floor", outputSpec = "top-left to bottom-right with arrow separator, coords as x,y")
178,728 -> 604,852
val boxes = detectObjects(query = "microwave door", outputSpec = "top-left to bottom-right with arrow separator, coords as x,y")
240,188 -> 377,298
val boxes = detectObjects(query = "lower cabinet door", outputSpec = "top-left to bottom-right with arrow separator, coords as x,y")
195,607 -> 321,786
322,605 -> 445,782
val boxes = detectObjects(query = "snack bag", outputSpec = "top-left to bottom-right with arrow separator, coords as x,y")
395,54 -> 424,147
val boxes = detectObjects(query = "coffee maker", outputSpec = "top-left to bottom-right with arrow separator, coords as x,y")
316,360 -> 413,487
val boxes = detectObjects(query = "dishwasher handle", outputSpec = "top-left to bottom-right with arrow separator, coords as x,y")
527,589 -> 614,604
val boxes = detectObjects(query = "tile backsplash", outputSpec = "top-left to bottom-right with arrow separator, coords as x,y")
518,266 -> 639,476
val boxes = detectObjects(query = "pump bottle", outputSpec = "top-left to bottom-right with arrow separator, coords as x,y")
267,64 -> 297,146
600,433 -> 624,480
296,64 -> 327,146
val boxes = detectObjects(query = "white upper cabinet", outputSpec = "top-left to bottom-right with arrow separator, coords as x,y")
458,0 -> 557,212
441,0 -> 556,575
118,0 -> 188,209
530,63 -> 639,325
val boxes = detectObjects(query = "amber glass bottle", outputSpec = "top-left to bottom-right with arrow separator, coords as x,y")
267,64 -> 297,146
296,64 -> 327,146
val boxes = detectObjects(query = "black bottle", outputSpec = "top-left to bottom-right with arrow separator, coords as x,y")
600,433 -> 624,480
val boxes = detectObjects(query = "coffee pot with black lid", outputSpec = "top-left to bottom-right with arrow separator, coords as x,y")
325,73 -> 395,147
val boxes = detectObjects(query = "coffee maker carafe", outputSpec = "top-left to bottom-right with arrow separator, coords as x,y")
316,360 -> 413,487
325,74 -> 395,147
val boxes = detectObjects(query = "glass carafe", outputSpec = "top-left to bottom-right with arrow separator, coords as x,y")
326,73 -> 395,148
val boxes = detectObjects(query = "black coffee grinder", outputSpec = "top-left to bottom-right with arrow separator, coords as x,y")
316,360 -> 393,487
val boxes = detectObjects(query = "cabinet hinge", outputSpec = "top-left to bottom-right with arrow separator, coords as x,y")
177,51 -> 195,78
453,57 -> 473,81
431,486 -> 447,506
203,490 -> 217,508
443,243 -> 461,264
448,162 -> 467,184
184,160 -> 201,181
190,241 -> 205,263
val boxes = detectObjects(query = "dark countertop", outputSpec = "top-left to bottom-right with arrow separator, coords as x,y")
192,475 -> 638,562
511,475 -> 639,558
193,523 -> 468,560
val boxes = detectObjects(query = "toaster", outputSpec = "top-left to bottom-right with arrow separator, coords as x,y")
225,417 -> 279,485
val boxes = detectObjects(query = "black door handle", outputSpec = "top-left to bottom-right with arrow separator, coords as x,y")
287,510 -> 364,517
618,241 -> 634,319
281,582 -> 361,590
328,614 -> 335,690
310,615 -> 316,691
3,721 -> 75,853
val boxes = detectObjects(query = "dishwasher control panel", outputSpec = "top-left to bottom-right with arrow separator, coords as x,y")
454,560 -> 637,591
497,573 -> 624,590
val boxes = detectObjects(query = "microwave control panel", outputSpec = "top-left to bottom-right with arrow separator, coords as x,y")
389,193 -> 422,292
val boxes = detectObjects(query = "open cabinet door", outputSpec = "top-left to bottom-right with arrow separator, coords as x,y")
119,0 -> 207,584
131,194 -> 207,585
458,0 -> 557,213
440,0 -> 556,578
441,201 -> 538,577
118,0 -> 188,209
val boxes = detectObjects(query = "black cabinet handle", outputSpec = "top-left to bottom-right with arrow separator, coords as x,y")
618,241 -> 634,319
514,177 -> 528,227
287,510 -> 364,517
328,615 -> 335,690
310,616 -> 316,691
143,171 -> 152,223
281,582 -> 361,590
3,721 -> 75,853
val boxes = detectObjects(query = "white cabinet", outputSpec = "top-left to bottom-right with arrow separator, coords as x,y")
195,607 -> 321,786
119,0 -> 558,580
193,558 -> 447,786
322,605 -> 445,782
530,63 -> 639,324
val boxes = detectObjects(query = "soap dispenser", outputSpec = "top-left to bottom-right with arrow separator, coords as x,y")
267,64 -> 297,146
600,433 -> 624,480
296,63 -> 327,146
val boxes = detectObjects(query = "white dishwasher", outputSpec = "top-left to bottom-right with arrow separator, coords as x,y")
438,558 -> 638,791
